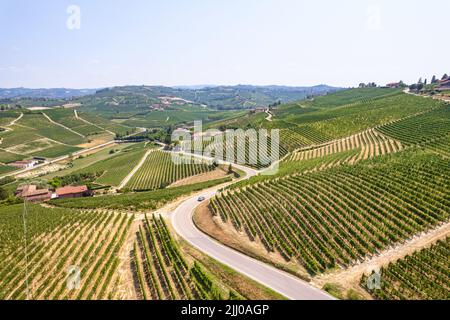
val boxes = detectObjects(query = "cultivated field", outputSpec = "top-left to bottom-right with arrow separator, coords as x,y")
126,151 -> 215,191
209,151 -> 449,274
0,204 -> 132,300
132,215 -> 238,299
361,237 -> 449,300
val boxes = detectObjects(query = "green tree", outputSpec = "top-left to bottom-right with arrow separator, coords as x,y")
0,187 -> 9,200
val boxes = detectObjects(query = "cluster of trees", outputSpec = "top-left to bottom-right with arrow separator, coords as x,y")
48,171 -> 103,189
116,127 -> 172,144
409,73 -> 449,91
358,82 -> 378,88
268,100 -> 282,108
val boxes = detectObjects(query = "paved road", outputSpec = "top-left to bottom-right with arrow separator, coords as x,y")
170,159 -> 334,300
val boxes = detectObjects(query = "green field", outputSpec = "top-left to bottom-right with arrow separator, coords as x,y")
0,150 -> 25,164
44,109 -> 103,136
34,145 -> 82,159
362,237 -> 449,300
126,151 -> 215,191
72,146 -> 148,186
377,105 -> 450,145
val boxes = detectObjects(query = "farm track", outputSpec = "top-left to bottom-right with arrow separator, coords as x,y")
42,112 -> 85,138
8,112 -> 24,126
118,148 -> 156,190
74,110 -> 116,136
312,221 -> 450,296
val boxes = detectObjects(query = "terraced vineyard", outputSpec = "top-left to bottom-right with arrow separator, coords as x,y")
377,105 -> 450,145
209,151 -> 449,274
361,237 -> 450,300
287,129 -> 403,165
0,204 -> 132,300
182,131 -> 286,169
133,215 -> 236,300
126,151 -> 215,191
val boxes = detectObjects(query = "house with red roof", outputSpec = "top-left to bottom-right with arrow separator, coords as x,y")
55,185 -> 92,199
16,185 -> 52,202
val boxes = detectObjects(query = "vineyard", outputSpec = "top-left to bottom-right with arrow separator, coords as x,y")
209,150 -> 449,274
44,109 -> 105,137
287,129 -> 403,165
423,135 -> 450,158
0,203 -> 132,300
361,237 -> 450,300
126,151 -> 216,191
377,105 -> 450,145
73,146 -> 149,186
182,131 -> 286,169
132,215 -> 237,300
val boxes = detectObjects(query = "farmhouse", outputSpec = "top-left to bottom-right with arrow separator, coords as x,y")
386,82 -> 400,88
55,185 -> 91,199
437,79 -> 450,90
15,185 -> 52,202
9,160 -> 38,169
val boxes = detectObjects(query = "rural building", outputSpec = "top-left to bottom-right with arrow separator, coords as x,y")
386,83 -> 400,88
437,79 -> 450,90
55,185 -> 91,199
15,185 -> 52,202
9,160 -> 38,169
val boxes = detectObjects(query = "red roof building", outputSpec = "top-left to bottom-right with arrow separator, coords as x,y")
55,185 -> 91,199
16,185 -> 52,202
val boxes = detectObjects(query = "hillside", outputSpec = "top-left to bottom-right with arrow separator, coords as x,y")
0,86 -> 448,301
0,88 -> 97,99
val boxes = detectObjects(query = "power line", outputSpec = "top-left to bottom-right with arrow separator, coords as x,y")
22,199 -> 31,300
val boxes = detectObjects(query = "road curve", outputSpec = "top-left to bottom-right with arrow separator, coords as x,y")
170,161 -> 335,300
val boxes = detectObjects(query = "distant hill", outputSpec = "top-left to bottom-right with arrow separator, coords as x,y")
84,84 -> 342,110
0,88 -> 98,99
0,85 -> 341,110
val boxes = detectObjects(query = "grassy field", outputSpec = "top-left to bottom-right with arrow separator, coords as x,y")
41,143 -> 136,179
72,146 -> 149,186
0,150 -> 25,164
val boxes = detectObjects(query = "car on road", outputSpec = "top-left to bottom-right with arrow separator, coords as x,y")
197,196 -> 206,202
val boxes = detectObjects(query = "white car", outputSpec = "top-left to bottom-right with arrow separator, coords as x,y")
197,196 -> 206,202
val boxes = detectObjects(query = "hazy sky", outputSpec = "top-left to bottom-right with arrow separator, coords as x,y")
1,0 -> 449,88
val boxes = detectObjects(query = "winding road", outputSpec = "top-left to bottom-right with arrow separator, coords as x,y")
170,157 -> 334,300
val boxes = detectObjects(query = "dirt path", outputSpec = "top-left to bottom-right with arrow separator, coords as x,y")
9,112 -> 23,126
74,110 -> 116,136
117,148 -> 155,190
42,112 -> 85,138
311,221 -> 450,297
265,109 -> 273,122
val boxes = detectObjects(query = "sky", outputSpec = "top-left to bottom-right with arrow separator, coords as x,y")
0,0 -> 449,88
